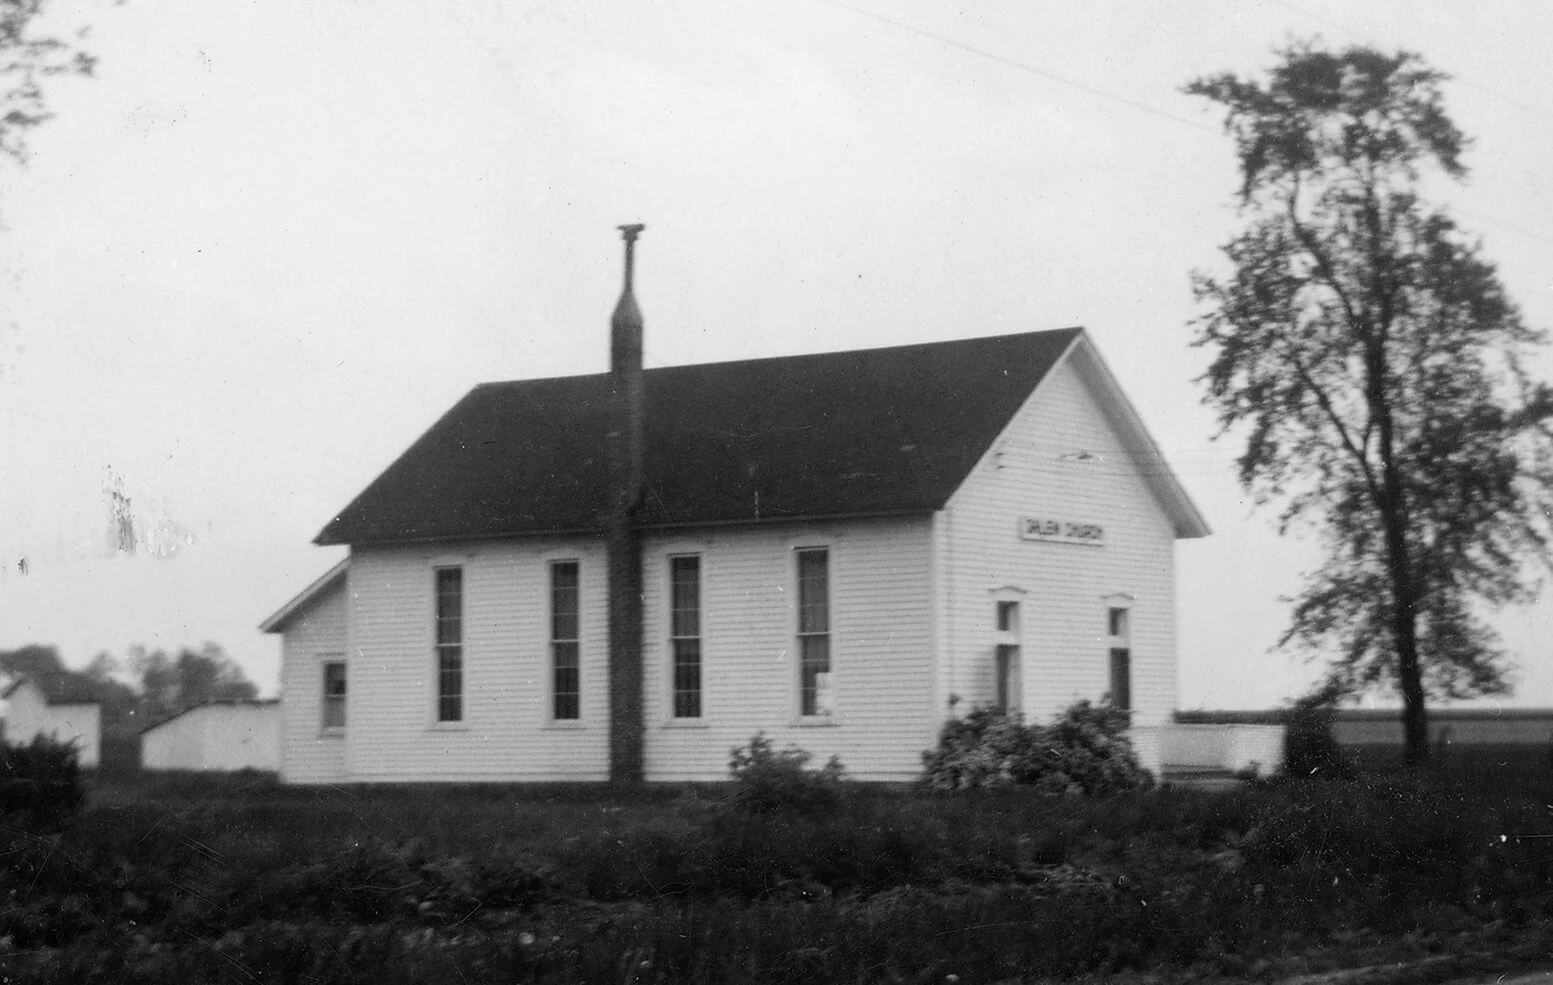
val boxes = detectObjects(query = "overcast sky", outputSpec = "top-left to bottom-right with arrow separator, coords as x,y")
3,0 -> 1550,709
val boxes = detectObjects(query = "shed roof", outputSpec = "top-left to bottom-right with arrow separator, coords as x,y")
316,328 -> 1208,545
140,699 -> 281,735
3,672 -> 104,706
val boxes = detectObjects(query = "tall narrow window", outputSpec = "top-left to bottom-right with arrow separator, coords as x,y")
322,660 -> 347,730
995,645 -> 1021,714
797,548 -> 831,717
995,600 -> 1021,715
435,567 -> 463,722
1108,606 -> 1131,712
551,561 -> 581,720
670,555 -> 701,718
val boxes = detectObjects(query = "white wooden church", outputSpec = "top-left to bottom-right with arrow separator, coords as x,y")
262,229 -> 1209,784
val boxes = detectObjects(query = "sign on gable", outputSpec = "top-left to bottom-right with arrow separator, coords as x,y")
1019,517 -> 1104,546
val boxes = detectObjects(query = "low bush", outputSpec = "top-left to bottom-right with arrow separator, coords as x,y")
0,733 -> 83,829
1281,690 -> 1353,779
920,699 -> 1153,794
727,733 -> 846,815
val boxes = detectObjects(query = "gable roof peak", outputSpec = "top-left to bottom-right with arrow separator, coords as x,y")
3,671 -> 105,706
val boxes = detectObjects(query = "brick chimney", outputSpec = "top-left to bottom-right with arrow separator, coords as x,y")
607,223 -> 646,785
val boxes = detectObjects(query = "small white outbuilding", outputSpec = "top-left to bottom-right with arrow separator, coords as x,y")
140,700 -> 281,772
2,675 -> 102,769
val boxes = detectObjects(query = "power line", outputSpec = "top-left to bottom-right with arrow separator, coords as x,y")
818,0 -> 1553,249
814,0 -> 1219,135
1452,207 -> 1553,249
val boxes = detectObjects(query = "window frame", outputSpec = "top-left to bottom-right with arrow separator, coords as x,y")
1107,604 -> 1132,712
320,657 -> 347,733
994,597 -> 1022,715
549,559 -> 582,722
669,554 -> 703,720
434,566 -> 464,724
795,547 -> 833,719
996,600 -> 1019,633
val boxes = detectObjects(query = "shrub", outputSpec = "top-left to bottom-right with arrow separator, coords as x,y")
920,700 -> 1153,795
918,707 -> 1041,790
0,734 -> 83,828
1042,700 -> 1153,795
1280,691 -> 1353,780
727,733 -> 846,815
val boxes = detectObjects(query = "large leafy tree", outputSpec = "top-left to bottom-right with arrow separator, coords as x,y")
1187,43 -> 1553,765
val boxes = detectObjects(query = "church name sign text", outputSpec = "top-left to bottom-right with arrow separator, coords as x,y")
1019,517 -> 1105,546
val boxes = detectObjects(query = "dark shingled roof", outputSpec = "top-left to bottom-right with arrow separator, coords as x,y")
317,329 -> 1085,546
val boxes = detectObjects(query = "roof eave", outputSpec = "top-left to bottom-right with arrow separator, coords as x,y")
259,558 -> 349,634
1064,335 -> 1211,540
316,525 -> 602,551
140,698 -> 280,735
309,509 -> 941,551
636,507 -> 940,532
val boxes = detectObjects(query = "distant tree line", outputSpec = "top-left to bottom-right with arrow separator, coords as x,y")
0,0 -> 98,168
0,643 -> 259,762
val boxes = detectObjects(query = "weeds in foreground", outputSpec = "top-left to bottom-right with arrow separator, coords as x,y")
0,749 -> 1550,982
727,732 -> 846,816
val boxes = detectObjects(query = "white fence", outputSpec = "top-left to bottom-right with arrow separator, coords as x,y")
1160,724 -> 1285,777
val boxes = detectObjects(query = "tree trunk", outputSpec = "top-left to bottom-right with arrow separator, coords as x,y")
1376,454 -> 1430,765
1388,563 -> 1431,767
1378,489 -> 1429,764
1378,492 -> 1430,765
1367,321 -> 1431,768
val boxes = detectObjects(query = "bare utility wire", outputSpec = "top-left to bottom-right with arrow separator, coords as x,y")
815,0 -> 1218,135
819,0 -> 1553,248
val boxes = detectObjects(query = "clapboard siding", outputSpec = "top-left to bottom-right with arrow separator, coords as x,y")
942,354 -> 1178,773
641,517 -> 936,782
278,579 -> 348,784
345,539 -> 610,782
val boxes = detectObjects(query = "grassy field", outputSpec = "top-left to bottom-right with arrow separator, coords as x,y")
1,749 -> 1551,983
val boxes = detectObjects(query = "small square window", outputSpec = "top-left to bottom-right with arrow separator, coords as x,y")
1108,607 -> 1129,638
997,601 -> 1019,632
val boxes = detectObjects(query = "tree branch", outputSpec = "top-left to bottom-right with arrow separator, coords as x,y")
1282,341 -> 1385,506
1284,182 -> 1365,339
